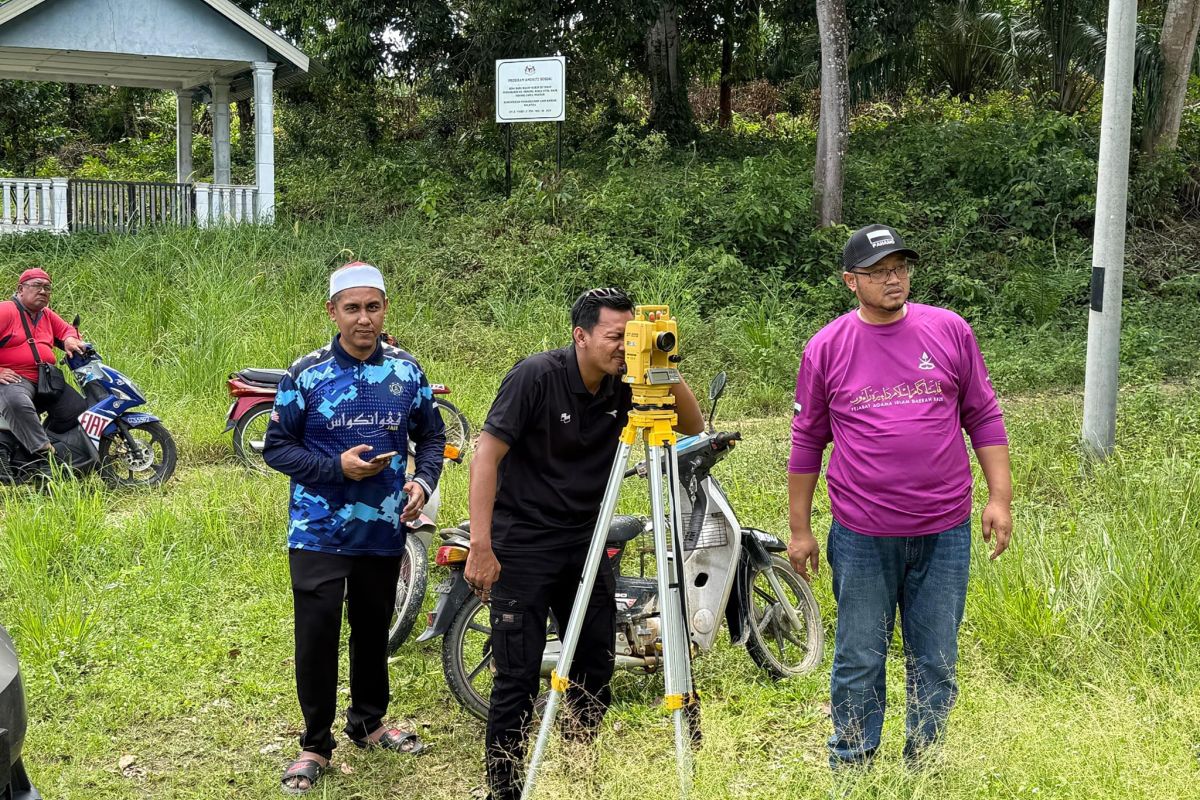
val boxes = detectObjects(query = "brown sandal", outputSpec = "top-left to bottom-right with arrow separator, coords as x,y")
351,727 -> 424,754
280,754 -> 326,795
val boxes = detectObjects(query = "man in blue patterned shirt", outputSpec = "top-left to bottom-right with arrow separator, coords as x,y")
265,262 -> 445,794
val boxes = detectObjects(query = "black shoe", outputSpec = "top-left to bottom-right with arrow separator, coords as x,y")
0,436 -> 20,485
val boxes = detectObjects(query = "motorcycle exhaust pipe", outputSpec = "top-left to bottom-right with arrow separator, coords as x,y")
538,652 -> 652,676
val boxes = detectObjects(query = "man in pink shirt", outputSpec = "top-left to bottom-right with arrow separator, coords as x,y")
787,224 -> 1013,768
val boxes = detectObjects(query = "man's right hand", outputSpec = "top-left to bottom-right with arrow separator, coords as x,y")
787,529 -> 821,583
0,368 -> 21,385
464,545 -> 501,602
340,444 -> 389,481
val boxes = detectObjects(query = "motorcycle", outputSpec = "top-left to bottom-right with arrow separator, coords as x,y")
2,623 -> 42,800
418,373 -> 824,720
0,317 -> 177,488
225,369 -> 471,472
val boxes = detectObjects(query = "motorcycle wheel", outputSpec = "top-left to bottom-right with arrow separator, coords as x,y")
98,420 -> 177,488
443,592 -> 557,721
744,555 -> 824,677
434,400 -> 471,456
442,592 -> 495,721
232,402 -> 273,471
387,535 -> 429,655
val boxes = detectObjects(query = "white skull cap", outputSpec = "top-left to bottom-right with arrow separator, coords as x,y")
329,261 -> 386,300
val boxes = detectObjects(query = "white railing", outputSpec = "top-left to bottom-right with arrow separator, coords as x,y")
195,183 -> 259,227
0,178 -> 68,234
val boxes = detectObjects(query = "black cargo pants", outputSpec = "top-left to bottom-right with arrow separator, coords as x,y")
485,545 -> 616,800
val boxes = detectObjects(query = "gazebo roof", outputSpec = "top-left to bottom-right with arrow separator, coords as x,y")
0,0 -> 310,99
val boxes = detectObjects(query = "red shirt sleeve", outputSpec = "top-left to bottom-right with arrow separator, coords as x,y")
46,309 -> 79,344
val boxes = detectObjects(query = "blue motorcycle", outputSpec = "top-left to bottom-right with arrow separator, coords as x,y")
0,317 -> 176,488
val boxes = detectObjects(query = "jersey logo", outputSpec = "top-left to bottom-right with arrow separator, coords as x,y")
389,382 -> 404,396
560,413 -> 572,424
605,409 -> 618,418
918,352 -> 936,371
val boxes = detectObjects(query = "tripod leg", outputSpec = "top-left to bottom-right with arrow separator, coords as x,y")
521,440 -> 632,800
648,444 -> 693,797
664,442 -> 701,748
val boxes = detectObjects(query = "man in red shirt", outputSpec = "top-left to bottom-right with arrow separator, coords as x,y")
0,268 -> 88,478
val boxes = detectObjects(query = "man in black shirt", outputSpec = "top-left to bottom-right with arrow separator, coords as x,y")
467,287 -> 704,800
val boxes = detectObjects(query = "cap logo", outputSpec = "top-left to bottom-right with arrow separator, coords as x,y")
867,230 -> 895,248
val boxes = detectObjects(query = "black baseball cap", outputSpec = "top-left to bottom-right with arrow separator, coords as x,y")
842,224 -> 920,270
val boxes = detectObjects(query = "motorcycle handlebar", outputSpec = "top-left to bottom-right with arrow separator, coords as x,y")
624,430 -> 742,479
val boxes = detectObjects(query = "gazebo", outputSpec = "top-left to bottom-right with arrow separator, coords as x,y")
0,0 -> 310,233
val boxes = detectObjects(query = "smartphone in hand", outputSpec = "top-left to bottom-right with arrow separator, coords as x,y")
368,450 -> 399,464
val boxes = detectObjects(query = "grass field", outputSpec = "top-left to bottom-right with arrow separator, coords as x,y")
3,379 -> 1199,799
1,224 -> 1199,798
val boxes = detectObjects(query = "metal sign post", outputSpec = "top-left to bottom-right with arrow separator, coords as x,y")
1081,0 -> 1138,461
495,56 -> 567,195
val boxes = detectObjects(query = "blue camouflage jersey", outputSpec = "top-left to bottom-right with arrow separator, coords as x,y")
263,335 -> 446,556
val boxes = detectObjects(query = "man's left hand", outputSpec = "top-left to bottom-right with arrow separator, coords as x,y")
981,499 -> 1012,560
62,336 -> 86,356
401,481 -> 426,523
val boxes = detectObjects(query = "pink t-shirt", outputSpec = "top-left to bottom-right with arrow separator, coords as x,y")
789,303 -> 1007,536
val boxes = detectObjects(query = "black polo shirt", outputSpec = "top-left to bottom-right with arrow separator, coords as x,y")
482,345 -> 633,551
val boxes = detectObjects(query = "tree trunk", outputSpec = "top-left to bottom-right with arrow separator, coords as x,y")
646,0 -> 695,141
66,83 -> 83,132
718,7 -> 734,129
236,99 -> 254,153
1142,0 -> 1200,153
814,0 -> 850,226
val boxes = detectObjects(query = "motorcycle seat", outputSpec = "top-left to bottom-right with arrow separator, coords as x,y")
236,368 -> 286,386
606,515 -> 644,544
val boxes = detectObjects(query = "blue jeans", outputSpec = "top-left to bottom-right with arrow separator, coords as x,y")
826,518 -> 971,767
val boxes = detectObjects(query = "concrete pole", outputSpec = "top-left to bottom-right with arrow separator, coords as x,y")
175,89 -> 194,184
253,61 -> 277,223
212,80 -> 232,185
1081,0 -> 1139,461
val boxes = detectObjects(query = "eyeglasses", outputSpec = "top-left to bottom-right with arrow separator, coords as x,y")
20,282 -> 52,293
849,262 -> 914,284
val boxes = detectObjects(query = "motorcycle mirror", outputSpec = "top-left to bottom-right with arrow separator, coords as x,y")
707,371 -> 727,430
708,372 -> 727,403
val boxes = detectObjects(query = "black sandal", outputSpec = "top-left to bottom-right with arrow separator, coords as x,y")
352,727 -> 424,755
280,754 -> 326,795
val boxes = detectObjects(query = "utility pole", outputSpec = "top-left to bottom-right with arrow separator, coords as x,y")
1081,0 -> 1138,461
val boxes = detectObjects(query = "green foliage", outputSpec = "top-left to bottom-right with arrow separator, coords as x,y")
607,124 -> 671,169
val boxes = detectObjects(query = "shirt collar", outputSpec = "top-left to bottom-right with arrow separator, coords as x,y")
332,334 -> 384,368
566,344 -> 615,399
11,295 -> 41,322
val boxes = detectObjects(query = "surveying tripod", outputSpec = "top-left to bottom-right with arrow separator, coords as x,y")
522,306 -> 698,800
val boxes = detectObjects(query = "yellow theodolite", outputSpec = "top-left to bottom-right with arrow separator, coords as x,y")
621,304 -> 684,449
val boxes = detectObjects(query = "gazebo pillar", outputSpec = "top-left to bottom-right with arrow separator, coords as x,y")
212,80 -> 232,185
174,89 -> 193,183
253,61 -> 277,222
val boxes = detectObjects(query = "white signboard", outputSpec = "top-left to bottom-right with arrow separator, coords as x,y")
495,57 -> 566,123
